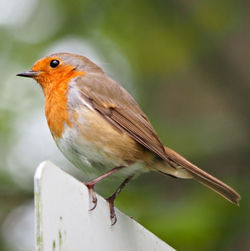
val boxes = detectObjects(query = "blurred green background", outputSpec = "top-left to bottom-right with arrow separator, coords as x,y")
0,0 -> 249,250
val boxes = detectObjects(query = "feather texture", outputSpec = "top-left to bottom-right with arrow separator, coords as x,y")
71,71 -> 240,205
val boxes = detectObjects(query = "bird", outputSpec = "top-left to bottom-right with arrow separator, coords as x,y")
17,52 -> 241,224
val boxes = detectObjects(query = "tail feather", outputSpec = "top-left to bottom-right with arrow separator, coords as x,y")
160,146 -> 241,205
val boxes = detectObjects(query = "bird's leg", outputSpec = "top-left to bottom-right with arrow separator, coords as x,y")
106,175 -> 134,225
84,166 -> 125,211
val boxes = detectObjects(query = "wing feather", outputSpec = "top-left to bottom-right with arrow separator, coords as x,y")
74,74 -> 170,163
71,74 -> 241,205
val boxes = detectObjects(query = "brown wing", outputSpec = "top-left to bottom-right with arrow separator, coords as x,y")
74,74 -> 171,163
72,71 -> 241,206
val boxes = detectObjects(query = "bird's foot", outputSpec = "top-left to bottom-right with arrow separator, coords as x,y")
84,181 -> 98,211
106,194 -> 117,225
83,166 -> 126,211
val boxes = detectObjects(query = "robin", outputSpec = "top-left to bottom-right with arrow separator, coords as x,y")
17,52 -> 240,224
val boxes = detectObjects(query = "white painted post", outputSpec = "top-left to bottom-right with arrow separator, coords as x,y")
34,161 -> 175,251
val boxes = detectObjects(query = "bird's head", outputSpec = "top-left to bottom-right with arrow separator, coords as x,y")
17,52 -> 103,90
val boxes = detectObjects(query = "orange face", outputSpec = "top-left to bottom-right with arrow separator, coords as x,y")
17,54 -> 85,137
17,54 -> 86,91
31,56 -> 78,89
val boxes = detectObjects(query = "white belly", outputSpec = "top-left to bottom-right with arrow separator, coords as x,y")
54,123 -> 148,182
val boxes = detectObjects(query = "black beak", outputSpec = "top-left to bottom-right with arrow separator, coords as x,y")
16,70 -> 38,78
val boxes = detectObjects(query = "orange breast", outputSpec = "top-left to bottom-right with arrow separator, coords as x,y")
44,71 -> 85,138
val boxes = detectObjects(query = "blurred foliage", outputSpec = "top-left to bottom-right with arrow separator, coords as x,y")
0,0 -> 249,250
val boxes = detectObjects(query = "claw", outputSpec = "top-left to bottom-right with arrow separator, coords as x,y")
111,215 -> 117,226
106,195 -> 117,225
105,175 -> 133,225
84,182 -> 98,211
83,166 -> 126,212
89,198 -> 97,211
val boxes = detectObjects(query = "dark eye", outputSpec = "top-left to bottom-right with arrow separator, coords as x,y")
50,59 -> 60,68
